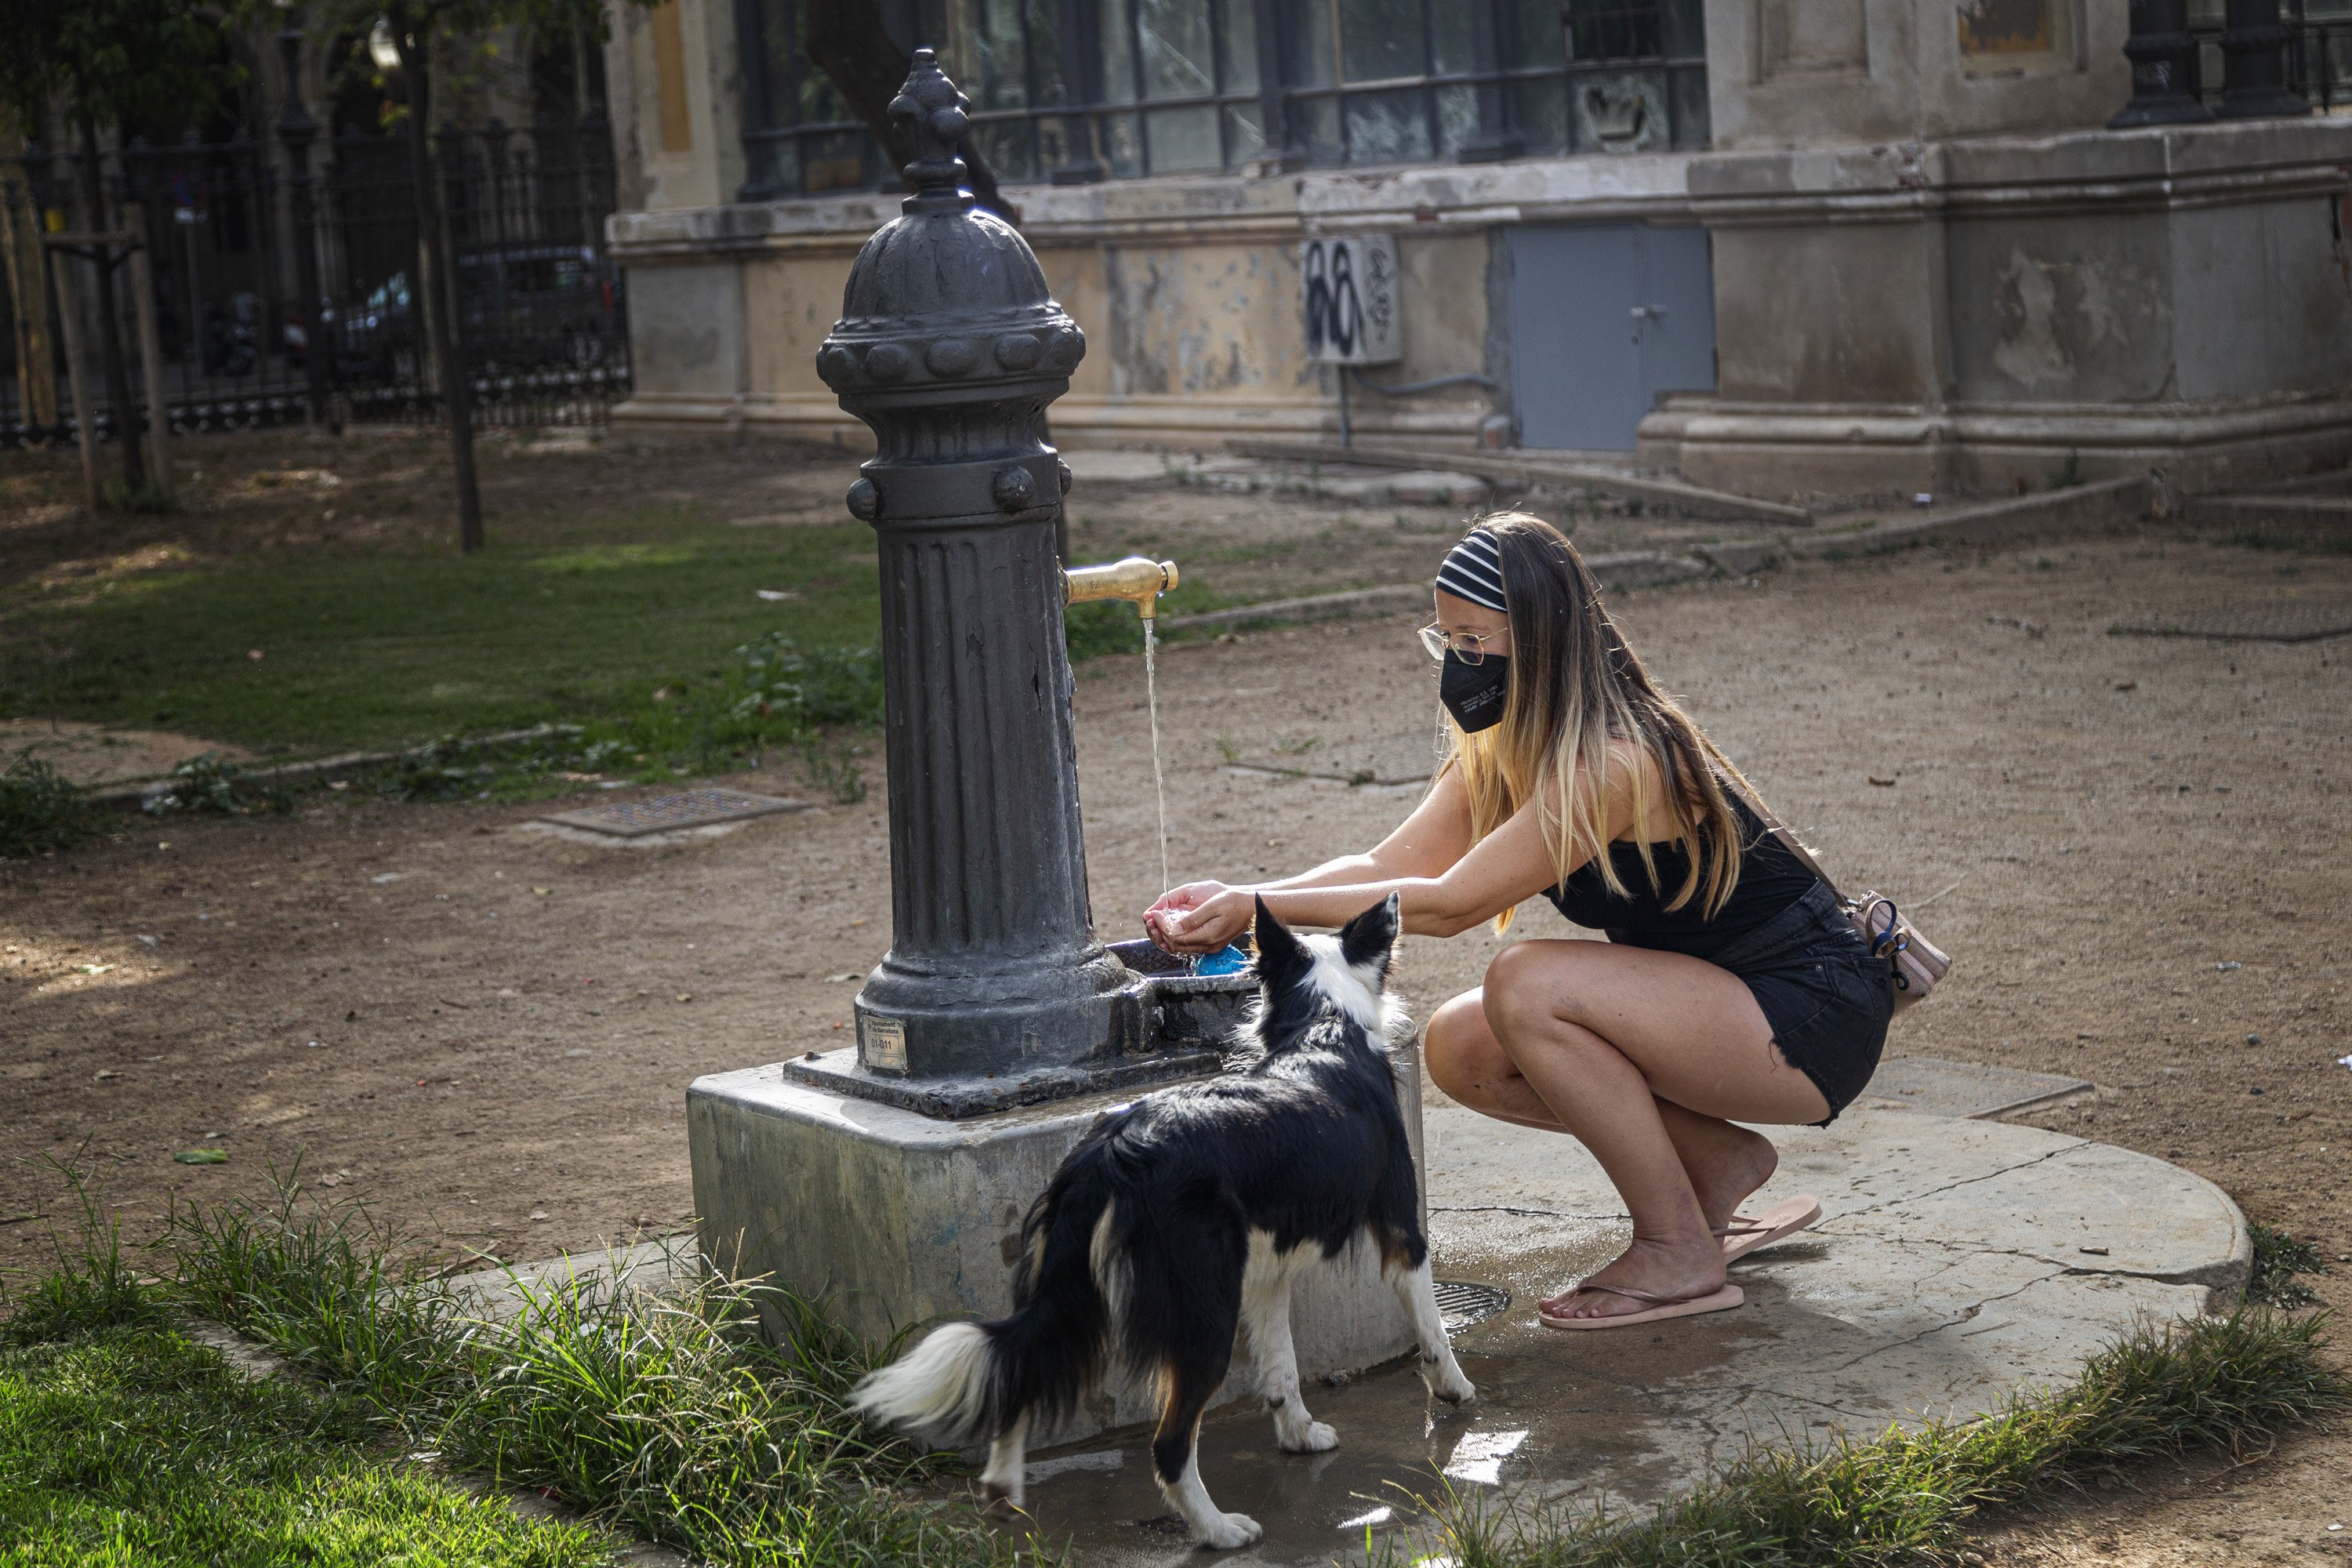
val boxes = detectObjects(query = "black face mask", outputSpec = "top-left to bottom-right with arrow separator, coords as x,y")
1439,651 -> 1509,733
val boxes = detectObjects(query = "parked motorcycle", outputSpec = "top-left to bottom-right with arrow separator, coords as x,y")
202,300 -> 258,377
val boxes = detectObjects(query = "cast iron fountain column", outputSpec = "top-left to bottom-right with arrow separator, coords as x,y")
813,52 -> 1126,1100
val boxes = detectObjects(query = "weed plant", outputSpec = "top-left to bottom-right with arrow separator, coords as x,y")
143,751 -> 294,817
2248,1221 -> 2329,1308
0,751 -> 107,859
1385,1308 -> 2347,1568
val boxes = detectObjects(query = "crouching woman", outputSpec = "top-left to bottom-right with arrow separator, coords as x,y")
1147,514 -> 1891,1328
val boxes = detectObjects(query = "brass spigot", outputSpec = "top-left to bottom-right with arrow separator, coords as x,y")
1062,556 -> 1179,621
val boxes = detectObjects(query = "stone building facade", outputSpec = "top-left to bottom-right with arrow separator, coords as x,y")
601,0 -> 2352,499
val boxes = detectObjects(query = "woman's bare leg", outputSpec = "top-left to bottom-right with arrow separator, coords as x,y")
1425,992 -> 1782,1231
1434,941 -> 1828,1320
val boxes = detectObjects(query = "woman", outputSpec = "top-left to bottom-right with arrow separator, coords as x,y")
1146,514 -> 1891,1329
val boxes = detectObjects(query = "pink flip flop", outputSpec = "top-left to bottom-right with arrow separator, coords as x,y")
1715,1195 -> 1823,1265
1537,1281 -> 1744,1330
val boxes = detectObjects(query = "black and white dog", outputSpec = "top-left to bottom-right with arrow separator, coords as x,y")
851,892 -> 1475,1548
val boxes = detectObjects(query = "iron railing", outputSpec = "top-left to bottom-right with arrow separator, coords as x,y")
2,118 -> 629,448
2187,9 -> 2352,111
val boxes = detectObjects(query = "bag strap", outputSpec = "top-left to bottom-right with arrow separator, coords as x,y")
1715,771 -> 1844,903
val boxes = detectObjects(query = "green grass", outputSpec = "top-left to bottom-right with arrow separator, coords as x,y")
153,1176 -> 1034,1567
0,1175 -> 614,1568
0,1325 -> 615,1567
1388,1308 -> 2348,1568
0,508 -> 884,757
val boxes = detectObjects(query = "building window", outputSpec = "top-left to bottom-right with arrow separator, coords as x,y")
1091,0 -> 1265,176
737,0 -> 1704,199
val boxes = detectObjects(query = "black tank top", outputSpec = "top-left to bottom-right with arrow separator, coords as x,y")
1544,789 -> 1817,960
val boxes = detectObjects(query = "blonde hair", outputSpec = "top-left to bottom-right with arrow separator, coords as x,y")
1439,514 -> 1759,933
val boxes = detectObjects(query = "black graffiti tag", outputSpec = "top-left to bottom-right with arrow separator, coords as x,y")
1302,238 -> 1365,359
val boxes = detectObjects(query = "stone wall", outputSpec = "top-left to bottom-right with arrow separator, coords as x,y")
605,156 -> 1712,448
1708,0 -> 2132,150
1646,118 -> 2352,496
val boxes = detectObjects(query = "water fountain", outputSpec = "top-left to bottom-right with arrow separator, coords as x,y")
684,51 -> 1421,1439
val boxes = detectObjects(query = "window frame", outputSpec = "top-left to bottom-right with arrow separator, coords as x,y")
734,0 -> 1706,201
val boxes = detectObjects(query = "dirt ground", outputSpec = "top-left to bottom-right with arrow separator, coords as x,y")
0,424 -> 1741,612
3,489 -> 2350,1559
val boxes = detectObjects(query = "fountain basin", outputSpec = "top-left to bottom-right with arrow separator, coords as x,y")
688,1035 -> 1425,1445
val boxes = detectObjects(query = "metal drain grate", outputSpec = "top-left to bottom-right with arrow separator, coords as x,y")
541,788 -> 809,838
1432,1279 -> 1512,1334
2112,601 -> 2352,643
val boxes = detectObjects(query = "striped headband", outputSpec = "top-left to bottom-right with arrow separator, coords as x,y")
1434,527 -> 1508,612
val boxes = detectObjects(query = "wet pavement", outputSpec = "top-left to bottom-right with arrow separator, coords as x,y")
1008,1103 -> 2248,1564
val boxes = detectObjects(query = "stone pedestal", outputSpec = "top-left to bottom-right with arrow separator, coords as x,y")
688,1040 -> 1427,1443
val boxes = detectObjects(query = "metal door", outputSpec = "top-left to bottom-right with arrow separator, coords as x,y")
1507,222 -> 1715,452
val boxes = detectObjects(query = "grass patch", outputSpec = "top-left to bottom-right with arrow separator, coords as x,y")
0,1325 -> 614,1567
0,1169 -> 613,1567
150,1176 -> 1032,1566
0,510 -> 884,757
0,752 -> 108,858
1392,1308 -> 2348,1568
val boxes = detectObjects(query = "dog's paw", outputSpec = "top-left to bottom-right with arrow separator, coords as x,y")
1279,1420 -> 1339,1454
1193,1512 -> 1264,1549
1425,1362 -> 1477,1406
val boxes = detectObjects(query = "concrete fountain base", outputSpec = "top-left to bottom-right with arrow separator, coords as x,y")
686,1044 -> 1428,1444
1008,1103 -> 2249,1563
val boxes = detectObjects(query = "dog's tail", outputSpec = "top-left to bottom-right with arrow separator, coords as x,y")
850,1149 -> 1117,1446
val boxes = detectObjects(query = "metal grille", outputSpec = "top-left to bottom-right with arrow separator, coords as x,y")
2,119 -> 628,449
2187,9 -> 2352,112
2112,601 -> 2352,644
541,788 -> 808,837
1433,1279 -> 1511,1333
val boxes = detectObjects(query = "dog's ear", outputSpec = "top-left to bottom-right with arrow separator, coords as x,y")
1338,891 -> 1400,979
1250,895 -> 1308,989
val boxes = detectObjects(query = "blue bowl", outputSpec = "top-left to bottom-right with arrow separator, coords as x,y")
1192,943 -> 1250,977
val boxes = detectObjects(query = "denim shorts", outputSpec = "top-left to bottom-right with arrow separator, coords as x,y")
1617,881 -> 1892,1124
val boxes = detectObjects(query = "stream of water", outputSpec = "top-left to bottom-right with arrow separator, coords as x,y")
1142,618 -> 1171,896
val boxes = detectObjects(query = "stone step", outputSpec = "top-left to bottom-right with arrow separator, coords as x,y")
1226,438 -> 1815,527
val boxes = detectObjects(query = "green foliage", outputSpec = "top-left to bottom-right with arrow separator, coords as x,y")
1387,1308 -> 2348,1568
0,514 -> 883,757
156,1179 -> 1039,1567
0,1326 -> 614,1566
797,737 -> 869,804
2248,1221 -> 2328,1309
1063,601 -> 1146,660
0,751 -> 107,859
0,0 -> 242,138
1,1150 -> 153,1348
143,752 -> 292,818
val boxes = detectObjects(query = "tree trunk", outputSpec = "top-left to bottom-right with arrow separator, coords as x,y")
398,27 -> 483,554
76,119 -> 145,494
800,2 -> 1018,226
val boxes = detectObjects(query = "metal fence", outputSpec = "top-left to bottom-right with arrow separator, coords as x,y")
2188,9 -> 2352,111
1,118 -> 629,449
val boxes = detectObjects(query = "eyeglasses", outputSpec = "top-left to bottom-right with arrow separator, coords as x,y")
1417,623 -> 1503,665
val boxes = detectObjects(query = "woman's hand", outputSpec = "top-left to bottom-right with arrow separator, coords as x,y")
1149,886 -> 1256,955
1145,880 -> 1231,949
